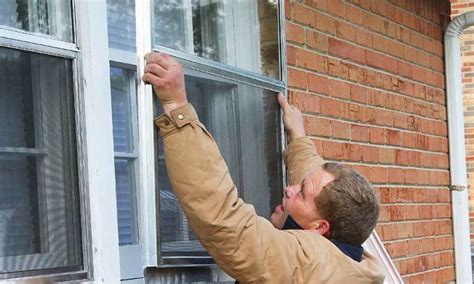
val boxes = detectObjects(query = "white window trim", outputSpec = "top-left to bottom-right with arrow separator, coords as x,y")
75,0 -> 121,282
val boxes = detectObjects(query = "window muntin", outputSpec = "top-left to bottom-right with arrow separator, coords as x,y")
0,0 -> 73,42
156,71 -> 283,262
0,47 -> 81,276
153,0 -> 280,79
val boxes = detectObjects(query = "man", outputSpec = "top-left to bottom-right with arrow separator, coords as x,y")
143,52 -> 385,283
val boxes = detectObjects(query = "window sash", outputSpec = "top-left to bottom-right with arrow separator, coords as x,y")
109,63 -> 140,247
153,45 -> 285,93
151,0 -> 287,267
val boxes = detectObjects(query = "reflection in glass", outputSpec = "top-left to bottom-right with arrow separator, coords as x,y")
111,67 -> 133,153
109,66 -> 139,246
0,155 -> 39,257
156,72 -> 283,256
114,159 -> 138,246
153,0 -> 280,79
107,0 -> 136,52
0,0 -> 73,42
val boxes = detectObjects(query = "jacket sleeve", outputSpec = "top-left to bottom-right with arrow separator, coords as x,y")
284,136 -> 325,185
155,104 -> 294,282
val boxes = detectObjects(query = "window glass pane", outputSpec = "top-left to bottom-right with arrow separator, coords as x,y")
0,0 -> 73,42
111,67 -> 133,153
0,155 -> 39,257
106,0 -> 136,52
0,55 -> 36,149
156,72 -> 283,257
153,0 -> 280,79
0,47 -> 81,275
114,159 -> 138,246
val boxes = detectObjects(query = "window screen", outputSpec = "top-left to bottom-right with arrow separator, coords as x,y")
156,71 -> 283,261
0,47 -> 81,276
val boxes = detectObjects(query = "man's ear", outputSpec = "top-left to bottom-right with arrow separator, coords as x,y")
310,219 -> 330,236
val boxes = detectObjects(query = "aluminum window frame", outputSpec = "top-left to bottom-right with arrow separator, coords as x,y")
150,0 -> 287,267
0,2 -> 90,282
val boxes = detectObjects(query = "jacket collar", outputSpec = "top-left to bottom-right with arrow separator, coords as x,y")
282,216 -> 363,262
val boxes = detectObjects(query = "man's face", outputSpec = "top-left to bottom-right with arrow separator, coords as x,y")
270,165 -> 335,230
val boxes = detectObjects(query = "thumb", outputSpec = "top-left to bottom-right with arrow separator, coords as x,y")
278,93 -> 291,113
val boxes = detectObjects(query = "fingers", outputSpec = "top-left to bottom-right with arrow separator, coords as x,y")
142,73 -> 165,87
145,52 -> 174,70
144,63 -> 166,78
278,93 -> 291,113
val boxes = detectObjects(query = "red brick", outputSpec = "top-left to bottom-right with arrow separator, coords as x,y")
290,92 -> 320,113
351,124 -> 369,142
370,166 -> 387,183
306,30 -> 328,52
322,140 -> 344,159
286,22 -> 305,44
361,145 -> 379,163
293,3 -> 315,27
388,167 -> 404,183
296,48 -> 328,72
343,143 -> 363,161
369,127 -> 385,144
327,58 -> 341,77
379,148 -> 395,164
405,205 -> 420,220
328,37 -> 349,59
287,45 -> 297,66
315,10 -> 336,34
305,116 -> 331,137
335,21 -> 355,41
350,85 -> 368,104
404,169 -> 418,184
364,14 -> 383,33
375,110 -> 393,127
305,0 -> 326,10
331,120 -> 351,139
389,206 -> 406,221
329,79 -> 350,99
308,73 -> 329,95
386,240 -> 407,257
387,129 -> 401,145
288,68 -> 307,89
379,205 -> 390,222
327,0 -> 345,18
355,28 -> 373,47
320,97 -> 344,118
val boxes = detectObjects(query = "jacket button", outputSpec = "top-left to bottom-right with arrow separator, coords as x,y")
177,114 -> 184,120
164,121 -> 170,126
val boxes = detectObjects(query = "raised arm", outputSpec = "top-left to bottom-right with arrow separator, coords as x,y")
278,94 -> 324,185
144,53 -> 297,282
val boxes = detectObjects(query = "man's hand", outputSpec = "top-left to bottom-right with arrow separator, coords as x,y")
278,94 -> 305,142
142,52 -> 188,114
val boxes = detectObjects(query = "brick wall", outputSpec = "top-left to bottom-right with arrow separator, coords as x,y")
285,0 -> 454,282
451,0 -> 474,250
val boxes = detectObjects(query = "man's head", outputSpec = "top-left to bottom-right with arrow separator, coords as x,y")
271,162 -> 380,246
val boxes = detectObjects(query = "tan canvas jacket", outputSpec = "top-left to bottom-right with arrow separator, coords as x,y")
155,104 -> 385,284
